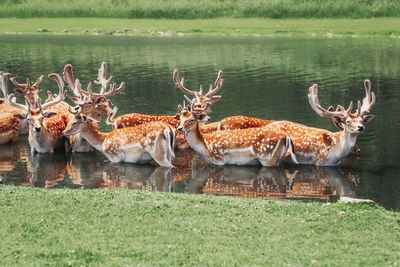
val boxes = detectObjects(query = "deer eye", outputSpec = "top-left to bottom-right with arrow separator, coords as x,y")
189,118 -> 195,123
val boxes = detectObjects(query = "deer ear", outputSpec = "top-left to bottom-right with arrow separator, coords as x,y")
43,111 -> 58,118
14,113 -> 27,120
95,96 -> 105,104
14,88 -> 25,94
173,113 -> 181,120
209,95 -> 221,103
333,115 -> 345,124
196,114 -> 211,122
70,97 -> 79,103
331,118 -> 344,131
362,115 -> 375,124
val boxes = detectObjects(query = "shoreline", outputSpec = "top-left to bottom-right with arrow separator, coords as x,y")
1,18 -> 400,39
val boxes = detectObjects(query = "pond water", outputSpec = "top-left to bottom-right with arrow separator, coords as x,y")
0,34 -> 399,210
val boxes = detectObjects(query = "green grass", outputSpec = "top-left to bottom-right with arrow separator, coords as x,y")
1,17 -> 400,38
0,185 -> 399,265
1,0 -> 400,19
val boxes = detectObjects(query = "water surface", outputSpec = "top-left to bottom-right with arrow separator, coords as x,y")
0,35 -> 399,209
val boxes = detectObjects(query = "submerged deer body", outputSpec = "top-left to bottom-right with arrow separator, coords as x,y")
63,108 -> 176,167
265,81 -> 375,166
107,112 -> 187,148
177,101 -> 297,166
201,115 -> 274,133
0,113 -> 21,145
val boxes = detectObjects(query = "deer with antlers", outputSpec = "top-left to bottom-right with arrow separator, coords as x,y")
63,106 -> 176,167
173,69 -> 223,113
0,72 -> 46,137
62,62 -> 124,152
105,69 -> 223,149
263,80 -> 376,166
177,97 -> 298,166
4,73 -> 68,153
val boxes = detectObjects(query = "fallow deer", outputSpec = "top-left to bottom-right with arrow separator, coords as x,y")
0,72 -> 45,136
1,73 -> 43,116
5,73 -> 68,153
173,69 -> 223,113
198,95 -> 360,155
63,106 -> 176,167
177,98 -> 298,166
106,70 -> 224,149
63,62 -> 123,121
62,62 -> 125,152
264,81 -> 375,166
64,63 -> 123,151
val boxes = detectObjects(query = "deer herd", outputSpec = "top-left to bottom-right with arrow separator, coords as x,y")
0,63 -> 376,168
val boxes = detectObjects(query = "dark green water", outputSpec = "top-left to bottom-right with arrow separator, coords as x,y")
0,34 -> 399,210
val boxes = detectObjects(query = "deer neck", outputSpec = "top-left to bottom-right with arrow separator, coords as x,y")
329,129 -> 358,162
339,128 -> 358,152
185,121 -> 211,160
79,122 -> 108,152
29,127 -> 53,149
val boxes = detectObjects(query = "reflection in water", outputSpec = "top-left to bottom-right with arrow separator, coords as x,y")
188,164 -> 356,202
1,136 -> 358,203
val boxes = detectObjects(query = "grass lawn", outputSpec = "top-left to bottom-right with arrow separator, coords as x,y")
1,18 -> 400,38
0,185 -> 399,265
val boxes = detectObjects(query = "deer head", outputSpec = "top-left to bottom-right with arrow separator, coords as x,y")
13,73 -> 66,134
308,80 -> 375,135
63,62 -> 124,120
10,75 -> 44,107
177,96 -> 211,132
173,69 -> 223,113
63,105 -> 100,137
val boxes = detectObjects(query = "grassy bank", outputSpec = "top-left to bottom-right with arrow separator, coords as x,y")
1,0 -> 400,19
1,18 -> 400,38
0,186 -> 399,265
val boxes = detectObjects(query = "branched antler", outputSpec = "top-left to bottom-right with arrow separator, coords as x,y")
174,69 -> 223,97
0,71 -> 29,112
94,62 -> 113,94
308,84 -> 352,119
358,80 -> 376,116
42,73 -> 67,110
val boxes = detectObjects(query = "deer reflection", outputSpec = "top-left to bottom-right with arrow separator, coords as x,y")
187,164 -> 357,201
103,164 -> 173,192
68,153 -> 107,188
26,152 -> 70,188
0,137 -> 358,201
0,141 -> 28,185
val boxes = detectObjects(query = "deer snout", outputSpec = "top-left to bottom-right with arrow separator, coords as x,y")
177,126 -> 185,132
34,126 -> 41,133
358,125 -> 365,132
62,130 -> 71,137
